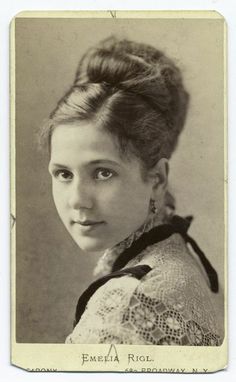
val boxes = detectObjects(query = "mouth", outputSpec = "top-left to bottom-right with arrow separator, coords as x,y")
73,220 -> 104,226
71,220 -> 105,231
71,219 -> 105,234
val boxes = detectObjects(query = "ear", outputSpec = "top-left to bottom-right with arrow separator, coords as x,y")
149,158 -> 169,201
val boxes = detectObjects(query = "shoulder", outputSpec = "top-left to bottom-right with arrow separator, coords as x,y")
124,245 -> 222,345
68,235 -> 223,344
67,274 -> 143,344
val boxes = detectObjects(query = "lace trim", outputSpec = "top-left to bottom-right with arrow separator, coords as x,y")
66,237 -> 222,345
93,213 -> 163,276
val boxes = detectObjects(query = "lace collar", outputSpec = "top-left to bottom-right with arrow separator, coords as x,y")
93,213 -> 163,276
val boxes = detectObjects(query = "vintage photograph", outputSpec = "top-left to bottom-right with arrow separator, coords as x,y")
11,11 -> 226,371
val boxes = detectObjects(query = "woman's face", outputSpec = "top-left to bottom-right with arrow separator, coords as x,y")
48,122 -> 156,253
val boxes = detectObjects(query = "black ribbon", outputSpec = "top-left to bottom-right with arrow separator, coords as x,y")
112,215 -> 219,293
74,264 -> 151,328
73,215 -> 219,327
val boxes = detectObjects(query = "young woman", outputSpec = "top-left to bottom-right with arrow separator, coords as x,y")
41,37 -> 222,345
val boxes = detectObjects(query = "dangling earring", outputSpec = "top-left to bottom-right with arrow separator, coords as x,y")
150,199 -> 158,214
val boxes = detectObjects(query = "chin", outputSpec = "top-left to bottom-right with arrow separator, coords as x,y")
73,236 -> 109,253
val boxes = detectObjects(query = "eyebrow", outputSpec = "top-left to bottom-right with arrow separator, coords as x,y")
88,159 -> 121,167
48,163 -> 71,170
49,159 -> 121,169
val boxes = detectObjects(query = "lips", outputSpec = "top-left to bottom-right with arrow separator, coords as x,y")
72,219 -> 104,226
71,219 -> 105,234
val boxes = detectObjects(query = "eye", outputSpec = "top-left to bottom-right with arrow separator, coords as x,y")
94,168 -> 115,181
53,169 -> 73,182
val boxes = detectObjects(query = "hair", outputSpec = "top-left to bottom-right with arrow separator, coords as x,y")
40,36 -> 189,173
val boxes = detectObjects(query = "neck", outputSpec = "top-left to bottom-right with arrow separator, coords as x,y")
93,212 -> 164,276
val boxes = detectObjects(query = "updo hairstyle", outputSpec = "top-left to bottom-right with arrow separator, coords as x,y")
41,36 -> 189,173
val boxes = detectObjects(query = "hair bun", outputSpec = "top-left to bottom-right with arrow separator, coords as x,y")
74,36 -> 188,118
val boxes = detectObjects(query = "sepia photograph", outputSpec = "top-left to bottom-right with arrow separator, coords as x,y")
11,11 -> 226,372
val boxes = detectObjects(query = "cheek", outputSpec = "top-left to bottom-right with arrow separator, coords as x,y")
118,192 -> 150,219
103,182 -> 151,220
52,183 -> 67,216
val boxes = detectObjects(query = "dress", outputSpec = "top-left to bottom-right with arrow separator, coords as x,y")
66,215 -> 223,345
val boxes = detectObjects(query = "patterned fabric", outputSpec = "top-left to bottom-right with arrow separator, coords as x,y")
66,228 -> 223,345
93,213 -> 163,276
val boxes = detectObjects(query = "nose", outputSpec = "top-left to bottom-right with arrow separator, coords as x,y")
68,178 -> 93,210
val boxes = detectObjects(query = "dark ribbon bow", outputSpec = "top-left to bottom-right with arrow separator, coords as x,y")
112,215 -> 219,293
73,215 -> 219,327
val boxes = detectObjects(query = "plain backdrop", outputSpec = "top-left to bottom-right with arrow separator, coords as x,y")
1,0 -> 235,381
14,16 -> 225,343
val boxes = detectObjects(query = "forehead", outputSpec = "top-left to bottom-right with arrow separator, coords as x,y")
50,122 -> 130,165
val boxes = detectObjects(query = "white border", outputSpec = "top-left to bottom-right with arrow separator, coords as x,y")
1,1 -> 235,381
